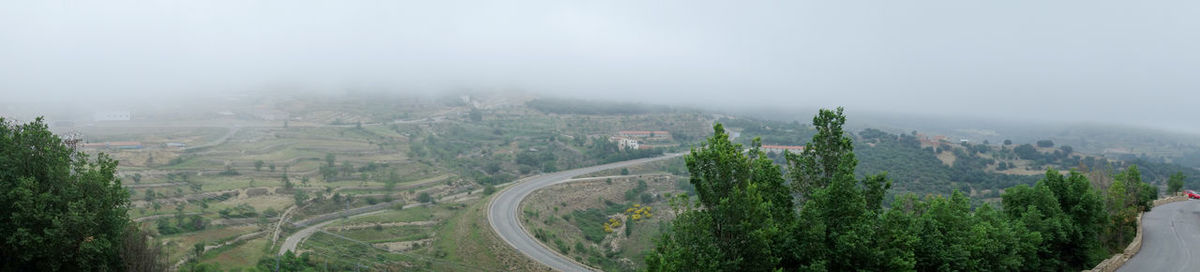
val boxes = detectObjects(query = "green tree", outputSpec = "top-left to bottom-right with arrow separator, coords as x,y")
417,192 -> 433,203
1001,169 -> 1106,270
645,108 -> 1125,271
189,180 -> 202,193
1101,165 -> 1156,253
341,161 -> 353,177
294,190 -> 307,206
254,160 -> 264,171
0,118 -> 153,270
787,107 -> 855,201
385,171 -> 398,192
1116,165 -> 1154,212
646,125 -> 795,271
321,166 -> 337,182
1036,140 -> 1055,148
193,242 -> 205,260
1168,172 -> 1186,194
1104,175 -> 1138,252
282,174 -> 293,190
469,108 -> 483,122
269,163 -> 276,172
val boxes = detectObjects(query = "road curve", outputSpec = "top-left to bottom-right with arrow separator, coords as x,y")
278,209 -> 383,255
278,202 -> 428,255
1119,200 -> 1200,272
488,154 -> 683,272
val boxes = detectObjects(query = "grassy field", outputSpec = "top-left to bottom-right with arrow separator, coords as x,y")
337,206 -> 436,225
95,94 -> 713,270
338,226 -> 433,243
202,237 -> 271,269
162,225 -> 261,265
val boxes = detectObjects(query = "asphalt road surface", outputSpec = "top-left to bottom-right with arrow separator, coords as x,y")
1119,200 -> 1200,272
488,153 -> 683,272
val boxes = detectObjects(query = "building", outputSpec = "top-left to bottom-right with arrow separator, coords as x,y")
916,134 -> 951,147
92,111 -> 131,121
610,136 -> 640,150
761,145 -> 805,154
618,131 -> 671,141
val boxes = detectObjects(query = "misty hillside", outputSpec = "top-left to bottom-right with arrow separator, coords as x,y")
5,1 -> 1200,271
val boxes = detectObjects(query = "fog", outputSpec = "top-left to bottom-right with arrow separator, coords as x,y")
2,1 -> 1197,132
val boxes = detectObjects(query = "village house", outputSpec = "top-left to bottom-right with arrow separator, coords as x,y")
618,130 -> 671,141
761,145 -> 805,154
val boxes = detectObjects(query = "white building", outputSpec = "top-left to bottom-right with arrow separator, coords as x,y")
610,136 -> 640,150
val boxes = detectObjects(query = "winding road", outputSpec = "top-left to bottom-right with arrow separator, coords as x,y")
488,154 -> 683,272
1119,199 -> 1200,272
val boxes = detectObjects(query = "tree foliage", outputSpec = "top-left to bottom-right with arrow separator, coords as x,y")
648,109 -> 1147,272
1,118 -> 160,271
1168,172 -> 1186,194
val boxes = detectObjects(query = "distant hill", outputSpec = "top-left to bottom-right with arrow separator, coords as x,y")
730,121 -> 1200,202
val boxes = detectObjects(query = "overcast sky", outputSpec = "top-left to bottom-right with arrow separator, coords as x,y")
2,1 -> 1197,130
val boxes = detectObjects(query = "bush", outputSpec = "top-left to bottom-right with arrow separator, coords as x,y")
572,209 -> 609,242
483,185 -> 497,195
625,218 -> 633,237
676,179 -> 697,196
1037,140 -> 1055,148
417,192 -> 433,203
625,180 -> 649,201
262,208 -> 279,218
156,215 -> 208,235
218,203 -> 258,219
555,238 -> 570,254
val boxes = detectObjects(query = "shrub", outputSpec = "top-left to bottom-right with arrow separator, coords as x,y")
572,209 -> 609,242
417,192 -> 433,203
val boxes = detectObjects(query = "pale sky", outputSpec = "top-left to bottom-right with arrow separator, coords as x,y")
2,1 -> 1197,130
